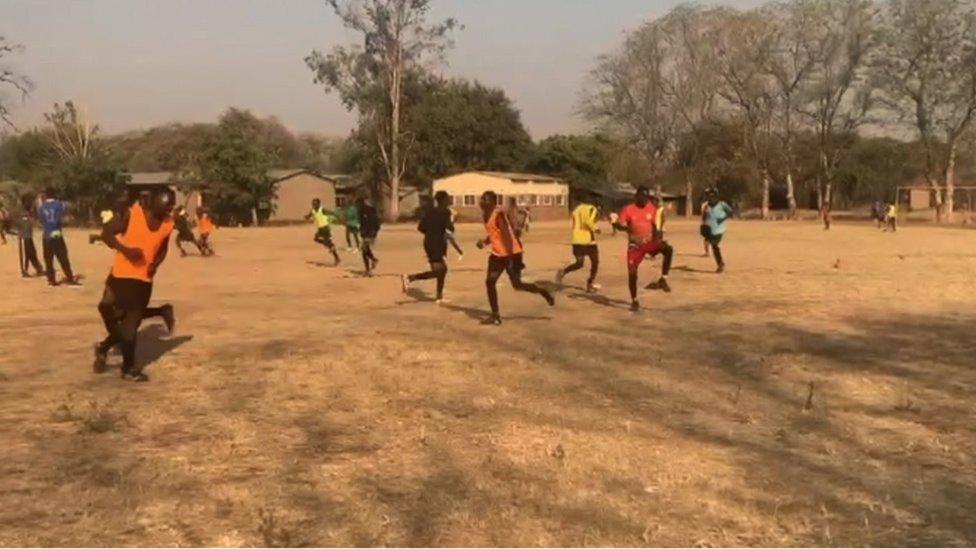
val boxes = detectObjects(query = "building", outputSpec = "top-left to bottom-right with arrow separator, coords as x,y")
591,183 -> 687,216
432,171 -> 570,221
127,172 -> 203,218
267,169 -> 339,223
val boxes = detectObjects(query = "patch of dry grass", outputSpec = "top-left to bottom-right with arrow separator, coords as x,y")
1,220 -> 975,546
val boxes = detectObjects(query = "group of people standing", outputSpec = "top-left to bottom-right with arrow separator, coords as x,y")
2,188 -> 82,286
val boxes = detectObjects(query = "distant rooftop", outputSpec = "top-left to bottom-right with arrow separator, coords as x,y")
475,171 -> 565,183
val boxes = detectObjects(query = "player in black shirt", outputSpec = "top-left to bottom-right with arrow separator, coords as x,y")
401,191 -> 454,302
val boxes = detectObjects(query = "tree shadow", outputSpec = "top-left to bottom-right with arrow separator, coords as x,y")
136,324 -> 193,371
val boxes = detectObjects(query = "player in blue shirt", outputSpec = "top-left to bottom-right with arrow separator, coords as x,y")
38,187 -> 80,286
701,188 -> 734,273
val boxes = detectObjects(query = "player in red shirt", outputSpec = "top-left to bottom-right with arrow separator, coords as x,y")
613,186 -> 674,312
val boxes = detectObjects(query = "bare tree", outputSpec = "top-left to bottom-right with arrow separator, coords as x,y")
876,0 -> 976,223
0,36 -> 33,129
714,9 -> 778,219
581,20 -> 678,179
763,0 -> 821,218
797,0 -> 877,215
657,5 -> 730,216
306,0 -> 458,221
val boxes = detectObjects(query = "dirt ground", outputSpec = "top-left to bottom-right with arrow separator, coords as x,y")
1,218 -> 974,547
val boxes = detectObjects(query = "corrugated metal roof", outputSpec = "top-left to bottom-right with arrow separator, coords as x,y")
127,172 -> 177,186
474,171 -> 565,183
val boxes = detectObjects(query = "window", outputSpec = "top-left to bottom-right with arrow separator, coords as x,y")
447,194 -> 456,206
517,194 -> 528,206
556,194 -> 566,206
336,195 -> 348,207
463,195 -> 477,206
527,194 -> 538,206
541,195 -> 553,206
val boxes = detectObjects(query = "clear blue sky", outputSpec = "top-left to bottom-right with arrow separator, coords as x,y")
1,0 -> 762,139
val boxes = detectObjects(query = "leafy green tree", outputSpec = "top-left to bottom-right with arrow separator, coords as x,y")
527,134 -> 612,191
198,108 -> 279,226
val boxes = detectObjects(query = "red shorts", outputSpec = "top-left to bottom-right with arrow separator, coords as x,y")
627,239 -> 665,267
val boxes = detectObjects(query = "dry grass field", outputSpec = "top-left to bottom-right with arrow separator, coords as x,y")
1,218 -> 974,547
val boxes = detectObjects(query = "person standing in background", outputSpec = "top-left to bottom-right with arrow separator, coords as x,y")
343,201 -> 361,252
38,187 -> 80,287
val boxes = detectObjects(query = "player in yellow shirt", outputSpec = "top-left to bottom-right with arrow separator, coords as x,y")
555,190 -> 601,293
304,198 -> 341,265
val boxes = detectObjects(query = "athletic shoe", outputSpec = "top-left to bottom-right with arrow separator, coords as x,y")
481,314 -> 502,326
716,264 -> 725,274
435,298 -> 449,305
64,278 -> 83,287
457,254 -> 464,263
88,234 -> 99,244
93,343 -> 108,374
400,274 -> 409,293
630,300 -> 641,312
161,304 -> 176,335
121,371 -> 149,382
645,278 -> 671,293
555,270 -> 565,285
586,283 -> 601,293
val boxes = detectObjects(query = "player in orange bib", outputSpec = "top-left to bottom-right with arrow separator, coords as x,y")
476,191 -> 554,325
197,207 -> 216,256
612,185 -> 674,312
93,188 -> 177,382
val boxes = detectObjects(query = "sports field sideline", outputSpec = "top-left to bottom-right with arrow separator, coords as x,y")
1,219 -> 975,546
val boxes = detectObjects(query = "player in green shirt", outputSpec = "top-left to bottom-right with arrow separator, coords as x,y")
343,203 -> 361,251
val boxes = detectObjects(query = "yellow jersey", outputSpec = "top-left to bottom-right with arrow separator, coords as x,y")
571,203 -> 599,245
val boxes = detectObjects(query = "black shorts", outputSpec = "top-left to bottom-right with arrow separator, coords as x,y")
700,224 -> 712,239
572,244 -> 599,259
177,230 -> 196,243
315,227 -> 334,246
708,233 -> 724,246
104,275 -> 153,311
488,253 -> 524,276
424,241 -> 447,263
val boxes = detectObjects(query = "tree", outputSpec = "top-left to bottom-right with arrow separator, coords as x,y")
714,9 -> 779,219
306,0 -> 459,221
876,0 -> 976,222
198,108 -> 280,226
528,134 -> 613,191
797,0 -> 877,215
762,0 -> 822,218
656,5 -> 729,216
0,37 -> 32,129
582,19 -> 678,178
43,102 -> 125,221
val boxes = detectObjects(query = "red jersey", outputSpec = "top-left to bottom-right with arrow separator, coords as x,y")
618,202 -> 660,243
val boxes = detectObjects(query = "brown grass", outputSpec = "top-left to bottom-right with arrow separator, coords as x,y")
0,219 -> 974,546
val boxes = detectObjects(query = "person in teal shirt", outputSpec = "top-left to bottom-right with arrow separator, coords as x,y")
343,202 -> 360,251
304,198 -> 340,265
701,188 -> 733,273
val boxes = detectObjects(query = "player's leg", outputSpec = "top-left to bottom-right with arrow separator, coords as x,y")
483,255 -> 505,325
507,253 -> 554,306
586,245 -> 600,291
143,303 -> 175,334
557,246 -> 586,284
95,280 -> 121,373
42,239 -> 57,285
711,235 -> 725,272
25,239 -> 42,275
51,237 -> 76,283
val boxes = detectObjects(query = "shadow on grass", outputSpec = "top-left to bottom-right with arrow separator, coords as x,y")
136,324 -> 193,371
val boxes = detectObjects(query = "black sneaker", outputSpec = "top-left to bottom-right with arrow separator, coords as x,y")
481,314 -> 502,326
630,300 -> 641,313
161,304 -> 176,335
400,274 -> 409,293
121,371 -> 149,382
93,344 -> 108,373
716,264 -> 725,274
645,278 -> 671,293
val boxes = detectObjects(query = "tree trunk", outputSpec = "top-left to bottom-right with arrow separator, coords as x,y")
685,175 -> 693,218
945,144 -> 956,224
760,169 -> 771,220
785,170 -> 797,220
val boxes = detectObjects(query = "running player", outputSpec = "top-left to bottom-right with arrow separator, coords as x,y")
15,210 -> 43,277
401,190 -> 453,303
446,203 -> 464,261
304,198 -> 340,265
343,201 -> 361,251
357,196 -> 381,276
700,196 -> 711,257
883,201 -> 897,232
701,188 -> 733,272
555,190 -> 600,293
613,186 -> 673,312
38,187 -> 81,286
477,191 -> 554,325
93,187 -> 176,382
174,206 -> 203,256
197,207 -> 217,256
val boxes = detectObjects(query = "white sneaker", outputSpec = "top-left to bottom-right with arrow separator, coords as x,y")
457,254 -> 464,263
400,274 -> 409,293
